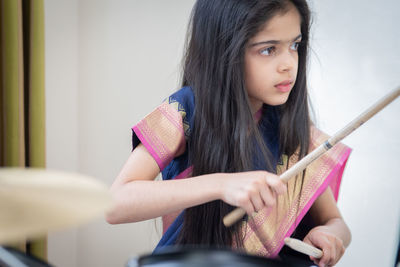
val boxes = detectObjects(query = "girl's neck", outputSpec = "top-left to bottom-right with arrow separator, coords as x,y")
254,107 -> 263,122
249,98 -> 263,115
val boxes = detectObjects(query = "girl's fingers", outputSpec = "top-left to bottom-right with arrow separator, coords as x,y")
259,182 -> 276,207
303,228 -> 345,267
242,200 -> 255,215
318,247 -> 331,265
311,237 -> 333,267
236,192 -> 256,215
265,174 -> 286,194
332,238 -> 345,265
329,243 -> 337,266
223,171 -> 287,215
303,239 -> 323,265
250,190 -> 265,212
320,248 -> 334,267
251,172 -> 283,212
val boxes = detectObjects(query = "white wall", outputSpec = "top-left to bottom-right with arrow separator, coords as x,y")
308,1 -> 400,266
45,0 -> 79,266
45,1 -> 399,266
45,1 -> 195,267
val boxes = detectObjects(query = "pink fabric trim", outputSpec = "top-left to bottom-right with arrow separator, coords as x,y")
131,102 -> 185,171
162,211 -> 181,234
132,125 -> 166,170
271,147 -> 352,258
330,149 -> 351,200
158,105 -> 186,137
174,166 -> 193,180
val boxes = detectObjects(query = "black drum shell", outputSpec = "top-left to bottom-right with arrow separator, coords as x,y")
128,248 -> 314,267
0,247 -> 53,267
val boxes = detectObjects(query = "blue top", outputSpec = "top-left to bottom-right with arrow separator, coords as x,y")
132,86 -> 281,253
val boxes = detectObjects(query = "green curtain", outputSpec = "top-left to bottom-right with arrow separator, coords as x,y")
0,0 -> 46,261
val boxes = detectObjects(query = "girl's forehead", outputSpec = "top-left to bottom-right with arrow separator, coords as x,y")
251,6 -> 302,43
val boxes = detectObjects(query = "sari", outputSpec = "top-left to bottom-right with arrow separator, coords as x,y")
132,86 -> 351,258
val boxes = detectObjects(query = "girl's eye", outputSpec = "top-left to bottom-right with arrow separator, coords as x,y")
260,46 -> 275,56
290,42 -> 301,51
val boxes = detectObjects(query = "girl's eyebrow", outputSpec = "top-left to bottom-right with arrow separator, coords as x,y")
249,34 -> 302,47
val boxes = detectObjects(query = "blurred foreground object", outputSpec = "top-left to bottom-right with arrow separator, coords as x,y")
0,168 -> 111,244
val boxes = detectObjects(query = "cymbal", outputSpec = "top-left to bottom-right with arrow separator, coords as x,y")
0,168 -> 112,244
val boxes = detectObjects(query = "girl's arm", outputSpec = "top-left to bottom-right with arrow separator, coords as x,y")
304,187 -> 351,267
106,143 -> 287,224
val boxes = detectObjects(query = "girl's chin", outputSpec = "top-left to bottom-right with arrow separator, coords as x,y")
264,94 -> 290,106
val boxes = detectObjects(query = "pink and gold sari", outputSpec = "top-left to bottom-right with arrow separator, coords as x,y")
242,127 -> 351,257
132,87 -> 351,256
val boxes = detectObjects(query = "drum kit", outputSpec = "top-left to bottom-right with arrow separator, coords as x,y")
0,168 -> 317,267
0,168 -> 322,267
0,88 -> 398,266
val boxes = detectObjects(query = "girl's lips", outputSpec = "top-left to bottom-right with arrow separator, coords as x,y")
275,80 -> 293,92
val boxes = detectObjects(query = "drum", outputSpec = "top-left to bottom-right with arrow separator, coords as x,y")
127,248 -> 316,267
0,247 -> 53,267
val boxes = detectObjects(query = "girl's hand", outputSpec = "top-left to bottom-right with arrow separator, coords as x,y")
303,225 -> 346,267
218,171 -> 286,215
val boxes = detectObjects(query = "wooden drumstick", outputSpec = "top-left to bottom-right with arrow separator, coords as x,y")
223,87 -> 400,227
284,238 -> 323,259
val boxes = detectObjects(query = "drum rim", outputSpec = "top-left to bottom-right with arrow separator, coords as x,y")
1,247 -> 53,267
139,247 -> 309,267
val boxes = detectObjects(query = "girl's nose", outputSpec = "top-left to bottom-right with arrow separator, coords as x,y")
277,52 -> 297,73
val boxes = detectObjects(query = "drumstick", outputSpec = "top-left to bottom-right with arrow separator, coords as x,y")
284,238 -> 323,259
223,87 -> 400,227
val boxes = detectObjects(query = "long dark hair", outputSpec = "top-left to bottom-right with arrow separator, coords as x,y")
178,0 -> 311,248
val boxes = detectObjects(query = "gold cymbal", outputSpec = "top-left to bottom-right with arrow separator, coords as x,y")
0,168 -> 112,244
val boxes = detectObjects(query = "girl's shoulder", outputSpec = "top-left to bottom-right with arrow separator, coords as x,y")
163,86 -> 195,138
131,86 -> 195,172
165,86 -> 195,111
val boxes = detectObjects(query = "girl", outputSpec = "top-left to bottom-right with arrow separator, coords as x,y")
106,0 -> 352,266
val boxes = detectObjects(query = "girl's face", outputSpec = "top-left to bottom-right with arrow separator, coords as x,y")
244,4 -> 302,113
